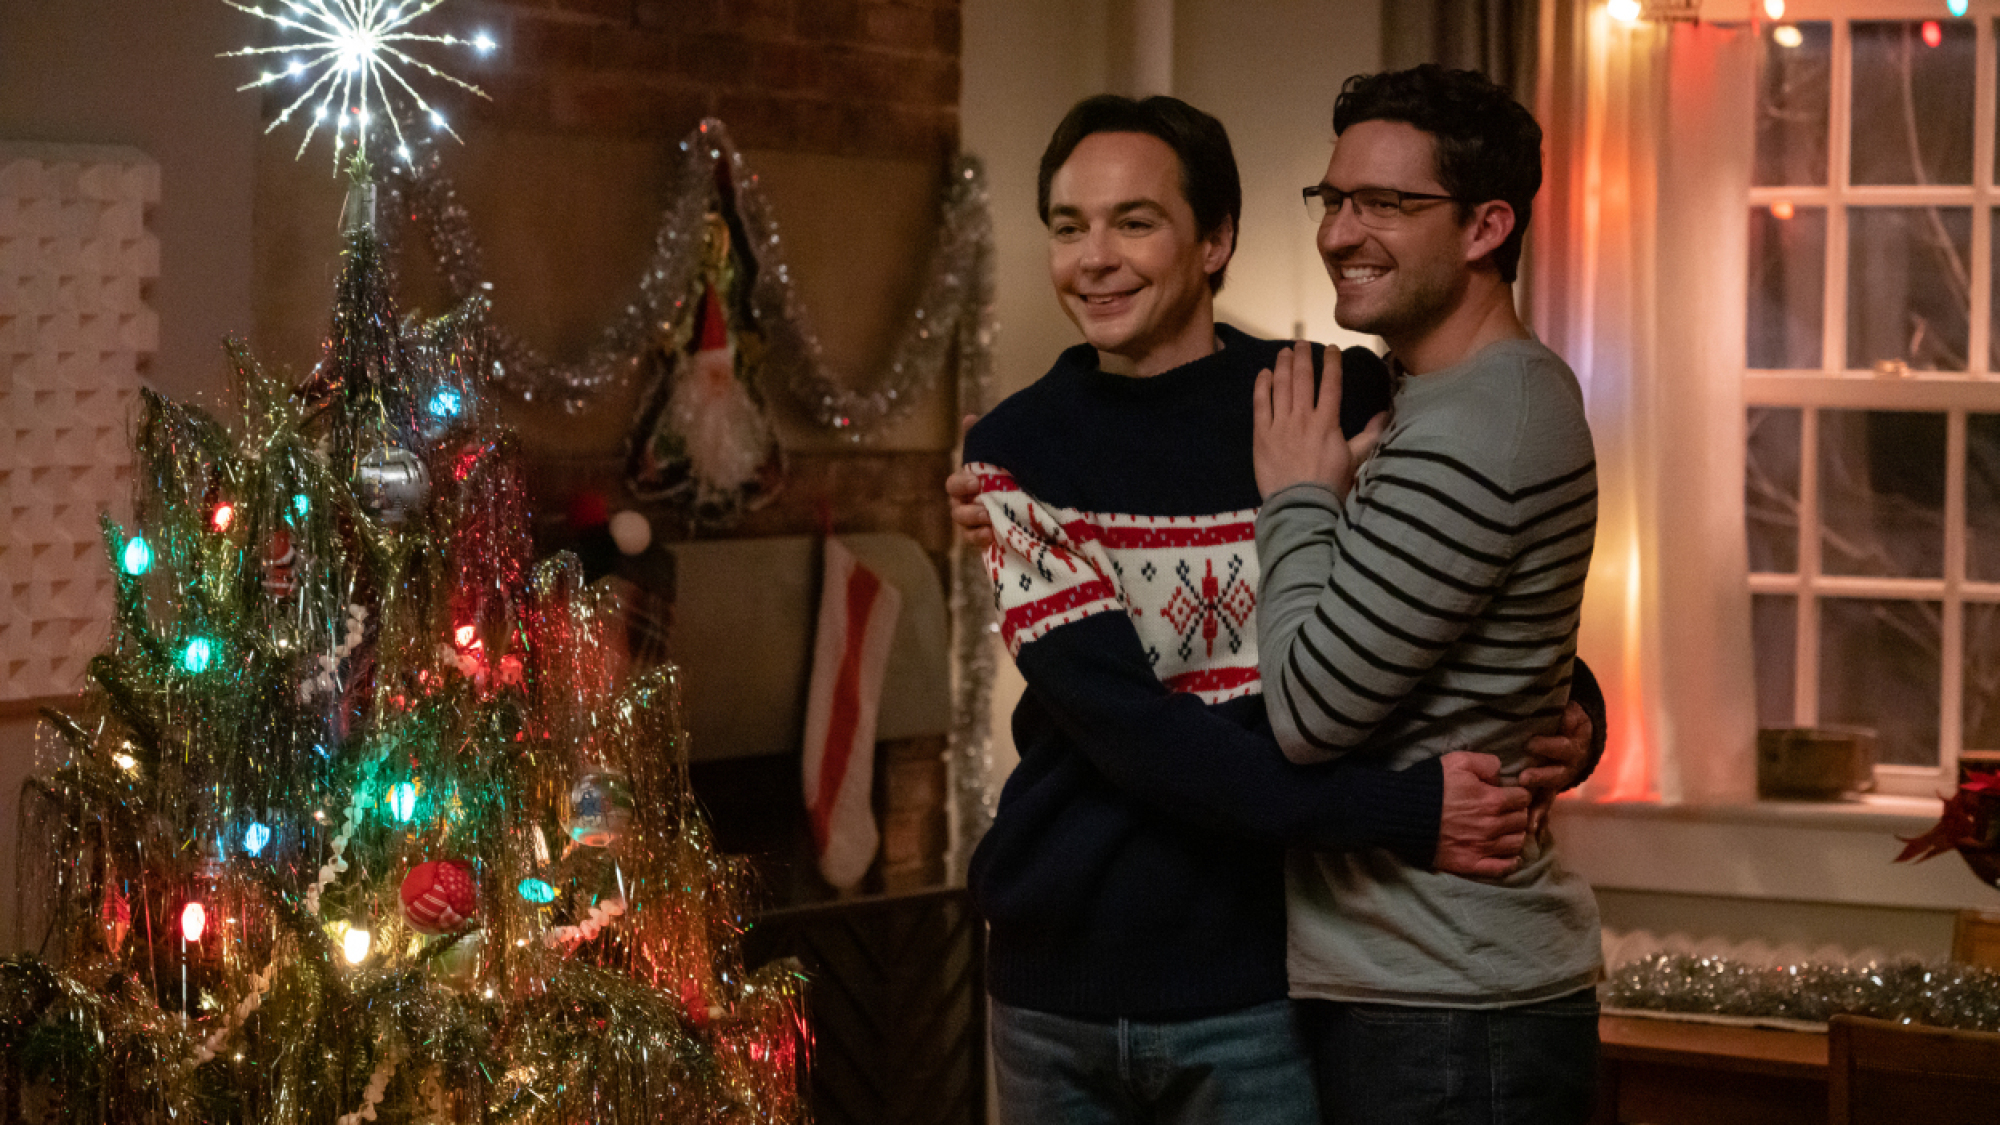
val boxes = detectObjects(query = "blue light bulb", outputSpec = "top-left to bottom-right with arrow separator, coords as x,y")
243,822 -> 272,857
387,781 -> 417,823
428,388 -> 462,418
518,878 -> 556,904
1949,0 -> 1969,17
293,493 -> 310,517
179,637 -> 213,674
120,536 -> 153,576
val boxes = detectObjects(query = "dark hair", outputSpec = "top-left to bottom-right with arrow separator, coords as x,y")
1036,94 -> 1242,293
1332,65 -> 1542,284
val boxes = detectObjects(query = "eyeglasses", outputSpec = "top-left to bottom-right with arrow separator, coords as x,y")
1302,184 -> 1465,227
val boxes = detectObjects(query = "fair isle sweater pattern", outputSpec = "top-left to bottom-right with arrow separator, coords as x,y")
969,466 -> 1262,705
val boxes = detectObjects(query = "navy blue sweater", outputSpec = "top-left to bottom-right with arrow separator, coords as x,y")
964,326 -> 1440,1017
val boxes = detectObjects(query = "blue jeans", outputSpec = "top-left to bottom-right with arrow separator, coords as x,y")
1300,989 -> 1600,1125
990,999 -> 1320,1125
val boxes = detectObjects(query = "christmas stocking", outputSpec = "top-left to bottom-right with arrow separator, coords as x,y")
800,538 -> 901,890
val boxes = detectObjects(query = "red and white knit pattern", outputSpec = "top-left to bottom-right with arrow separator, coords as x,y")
971,463 -> 1262,705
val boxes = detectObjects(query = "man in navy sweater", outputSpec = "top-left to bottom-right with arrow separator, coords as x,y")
946,95 -> 1602,1125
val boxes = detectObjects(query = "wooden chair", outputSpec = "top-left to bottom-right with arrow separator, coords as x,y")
1827,1014 -> 2000,1125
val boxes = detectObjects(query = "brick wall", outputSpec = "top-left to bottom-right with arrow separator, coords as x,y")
453,0 -> 962,162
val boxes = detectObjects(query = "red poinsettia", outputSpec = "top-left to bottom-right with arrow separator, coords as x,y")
1896,771 -> 2000,864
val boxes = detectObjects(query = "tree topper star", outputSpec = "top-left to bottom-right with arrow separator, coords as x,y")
222,0 -> 494,173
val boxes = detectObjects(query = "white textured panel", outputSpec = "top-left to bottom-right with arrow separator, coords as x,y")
0,143 -> 154,702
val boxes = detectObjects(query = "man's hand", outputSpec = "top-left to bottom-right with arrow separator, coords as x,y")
1517,701 -> 1593,837
1251,343 -> 1388,500
949,413 -> 996,550
1435,751 -> 1529,878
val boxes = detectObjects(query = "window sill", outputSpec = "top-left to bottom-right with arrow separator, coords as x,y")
1550,795 -> 1996,912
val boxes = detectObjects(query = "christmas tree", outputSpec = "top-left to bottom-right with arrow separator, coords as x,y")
0,13 -> 807,1117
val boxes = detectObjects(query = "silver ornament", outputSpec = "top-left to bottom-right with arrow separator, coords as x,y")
566,769 -> 635,847
355,445 -> 430,525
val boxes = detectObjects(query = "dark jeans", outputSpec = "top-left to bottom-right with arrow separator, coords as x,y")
989,998 -> 1320,1125
1300,989 -> 1600,1125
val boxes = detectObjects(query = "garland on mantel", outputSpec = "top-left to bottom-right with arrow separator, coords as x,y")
378,119 -> 996,439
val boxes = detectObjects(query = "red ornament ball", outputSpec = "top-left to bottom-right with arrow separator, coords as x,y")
400,859 -> 478,935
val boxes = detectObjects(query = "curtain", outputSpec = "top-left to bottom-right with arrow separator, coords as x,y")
1532,4 -> 1760,804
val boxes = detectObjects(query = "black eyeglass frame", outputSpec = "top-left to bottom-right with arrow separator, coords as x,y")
1302,184 -> 1468,226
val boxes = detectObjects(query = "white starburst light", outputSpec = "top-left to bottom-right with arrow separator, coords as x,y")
222,0 -> 493,172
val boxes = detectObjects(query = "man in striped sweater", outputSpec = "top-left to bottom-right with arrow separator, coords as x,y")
945,92 -> 1604,1125
1253,66 -> 1601,1123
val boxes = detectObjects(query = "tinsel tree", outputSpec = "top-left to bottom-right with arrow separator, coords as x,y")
2,160 -> 807,1124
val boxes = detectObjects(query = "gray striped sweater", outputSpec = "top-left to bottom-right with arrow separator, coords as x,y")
1255,337 -> 1601,1008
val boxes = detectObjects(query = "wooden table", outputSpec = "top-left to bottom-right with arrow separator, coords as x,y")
1593,1014 -> 1829,1125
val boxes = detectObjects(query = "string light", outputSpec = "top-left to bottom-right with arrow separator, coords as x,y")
211,502 -> 236,532
293,493 -> 311,517
243,822 -> 273,856
387,781 -> 418,822
180,902 -> 207,943
120,536 -> 153,576
1949,0 -> 1969,16
221,0 -> 493,171
1608,0 -> 1642,22
427,388 -> 462,418
1773,25 -> 1804,48
517,878 -> 556,904
1922,20 -> 1943,47
1763,0 -> 1784,19
180,637 -> 215,674
342,926 -> 372,965
1770,201 -> 1796,220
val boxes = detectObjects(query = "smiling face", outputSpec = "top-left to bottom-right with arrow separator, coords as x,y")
1317,119 -> 1479,351
1045,131 -> 1233,377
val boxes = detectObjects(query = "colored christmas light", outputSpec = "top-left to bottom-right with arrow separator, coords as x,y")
180,637 -> 215,674
517,878 -> 556,904
212,503 -> 236,532
1763,0 -> 1784,19
387,781 -> 417,822
428,388 -> 462,418
1607,0 -> 1641,23
293,493 -> 311,517
1922,20 -> 1943,47
1949,0 -> 1969,17
342,925 -> 372,965
180,902 -> 207,943
120,536 -> 153,576
1773,25 -> 1803,48
243,821 -> 272,856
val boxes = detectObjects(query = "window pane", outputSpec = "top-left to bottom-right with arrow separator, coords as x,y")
1753,594 -> 1798,728
1749,204 -> 1825,369
1820,598 -> 1940,767
1968,602 -> 2000,758
1819,409 -> 1945,579
1747,407 -> 1801,572
1850,20 -> 1975,187
1846,207 -> 1971,373
1973,413 -> 2000,583
1755,21 -> 1831,187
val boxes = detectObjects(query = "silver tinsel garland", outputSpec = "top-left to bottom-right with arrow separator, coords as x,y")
380,119 -> 995,439
376,124 -> 1003,861
1605,953 -> 2000,1032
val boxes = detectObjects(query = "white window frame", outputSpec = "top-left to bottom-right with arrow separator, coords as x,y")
1745,1 -> 2000,796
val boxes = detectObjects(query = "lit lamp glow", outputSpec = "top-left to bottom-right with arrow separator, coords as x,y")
180,902 -> 207,943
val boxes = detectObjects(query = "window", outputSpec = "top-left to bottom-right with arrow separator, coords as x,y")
1745,11 -> 2000,795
